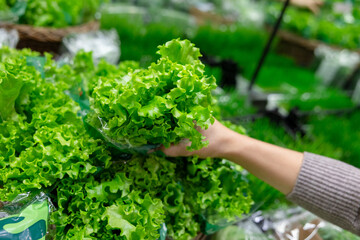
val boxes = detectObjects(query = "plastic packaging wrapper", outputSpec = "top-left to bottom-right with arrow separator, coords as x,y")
332,2 -> 354,22
84,113 -> 161,156
0,192 -> 54,240
158,223 -> 167,240
270,207 -> 326,240
222,0 -> 266,27
270,207 -> 360,240
62,88 -> 159,156
60,30 -> 121,65
0,28 -> 19,48
63,88 -> 156,156
212,207 -> 360,240
315,45 -> 360,87
101,3 -> 196,37
195,162 -> 253,236
202,215 -> 243,235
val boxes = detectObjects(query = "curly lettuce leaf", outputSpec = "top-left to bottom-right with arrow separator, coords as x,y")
54,172 -> 164,240
182,157 -> 253,225
90,39 -> 217,151
0,55 -> 39,121
0,45 -> 252,240
0,47 -> 111,201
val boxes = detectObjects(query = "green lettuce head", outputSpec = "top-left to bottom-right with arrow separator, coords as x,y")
90,39 -> 217,151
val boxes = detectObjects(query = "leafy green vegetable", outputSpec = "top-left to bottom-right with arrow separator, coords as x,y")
182,157 -> 252,224
266,2 -> 360,49
53,172 -> 165,240
1,42 -> 252,240
3,0 -> 103,27
51,151 -> 253,240
0,47 -> 111,201
119,154 -> 201,240
0,48 -> 39,121
89,39 -> 217,150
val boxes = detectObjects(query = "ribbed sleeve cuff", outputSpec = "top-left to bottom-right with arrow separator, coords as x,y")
287,152 -> 360,235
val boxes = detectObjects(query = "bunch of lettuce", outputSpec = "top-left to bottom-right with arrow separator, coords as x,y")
0,47 -> 111,200
0,42 -> 252,240
3,0 -> 103,27
121,154 -> 199,240
124,154 -> 252,239
89,39 -> 217,151
53,154 -> 178,239
0,47 -> 164,239
53,153 -> 253,240
52,52 -> 252,239
53,171 -> 165,239
265,2 -> 360,49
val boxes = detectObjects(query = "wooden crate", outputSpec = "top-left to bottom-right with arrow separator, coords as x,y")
0,21 -> 99,54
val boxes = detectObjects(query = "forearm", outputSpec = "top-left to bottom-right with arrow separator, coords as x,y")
218,132 -> 360,235
162,120 -> 360,234
218,131 -> 303,194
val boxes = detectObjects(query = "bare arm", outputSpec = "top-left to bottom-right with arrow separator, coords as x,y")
162,119 -> 360,235
161,119 -> 303,194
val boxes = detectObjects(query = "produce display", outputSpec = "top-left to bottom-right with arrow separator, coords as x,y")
100,5 -> 187,66
191,25 -> 355,112
213,206 -> 360,240
265,0 -> 360,49
99,12 -> 358,216
0,40 -> 253,239
0,0 -> 103,27
1,1 -> 360,239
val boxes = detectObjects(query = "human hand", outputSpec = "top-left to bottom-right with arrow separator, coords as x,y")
160,119 -> 236,159
161,117 -> 304,195
291,0 -> 324,14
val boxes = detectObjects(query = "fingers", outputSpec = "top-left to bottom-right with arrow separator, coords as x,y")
159,118 -> 221,158
159,143 -> 192,157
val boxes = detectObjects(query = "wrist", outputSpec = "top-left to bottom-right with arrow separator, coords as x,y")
215,129 -> 245,160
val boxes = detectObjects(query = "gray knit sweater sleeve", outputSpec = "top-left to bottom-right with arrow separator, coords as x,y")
287,152 -> 360,235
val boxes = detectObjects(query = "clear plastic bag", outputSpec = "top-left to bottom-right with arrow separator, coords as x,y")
315,45 -> 360,87
60,30 -> 121,65
0,192 -> 54,240
213,207 -> 360,240
0,28 -> 19,48
83,113 -> 160,156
